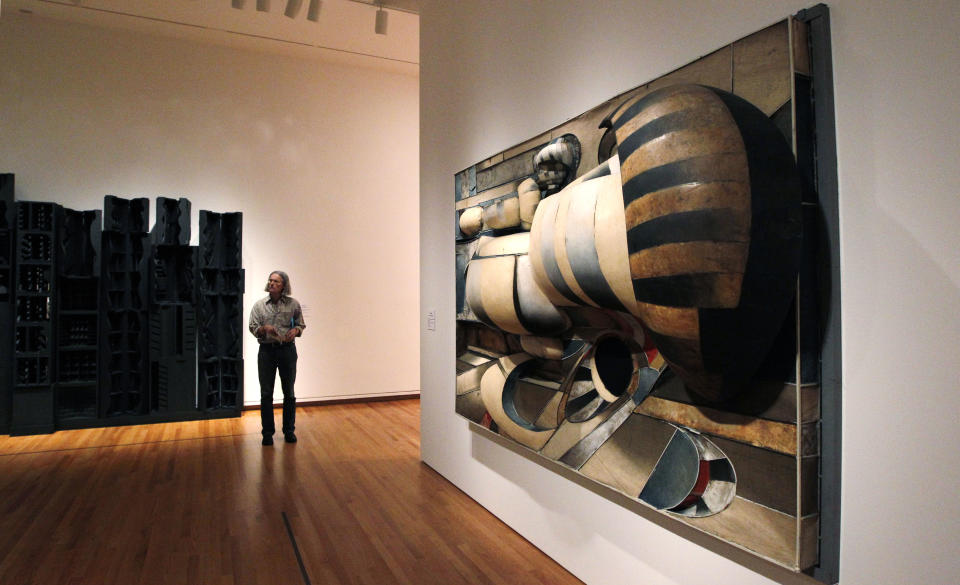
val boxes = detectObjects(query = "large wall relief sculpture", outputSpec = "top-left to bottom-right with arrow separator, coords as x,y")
454,9 -> 840,581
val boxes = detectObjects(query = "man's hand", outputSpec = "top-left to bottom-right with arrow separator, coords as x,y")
284,328 -> 299,343
260,324 -> 278,337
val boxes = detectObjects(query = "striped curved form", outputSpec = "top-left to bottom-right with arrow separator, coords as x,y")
465,233 -> 570,336
528,156 -> 636,315
610,84 -> 801,401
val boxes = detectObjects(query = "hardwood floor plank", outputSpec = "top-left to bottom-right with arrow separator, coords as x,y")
0,400 -> 582,585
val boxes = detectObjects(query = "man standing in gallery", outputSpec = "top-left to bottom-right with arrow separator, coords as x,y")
249,270 -> 306,446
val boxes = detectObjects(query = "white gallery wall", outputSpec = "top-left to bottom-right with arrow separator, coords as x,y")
420,2 -> 960,585
0,12 -> 420,405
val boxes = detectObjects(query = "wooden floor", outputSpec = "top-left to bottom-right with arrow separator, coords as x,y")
0,400 -> 583,585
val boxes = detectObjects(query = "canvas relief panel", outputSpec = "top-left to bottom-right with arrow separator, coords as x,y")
454,14 -> 837,578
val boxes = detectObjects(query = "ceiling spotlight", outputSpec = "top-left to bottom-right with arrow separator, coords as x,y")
306,0 -> 322,22
283,0 -> 302,18
231,0 -> 245,8
256,0 -> 270,12
374,5 -> 387,35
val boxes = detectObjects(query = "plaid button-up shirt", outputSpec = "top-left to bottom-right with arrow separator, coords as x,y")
248,295 -> 306,344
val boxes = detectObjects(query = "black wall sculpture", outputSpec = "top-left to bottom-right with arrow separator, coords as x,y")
1,185 -> 245,435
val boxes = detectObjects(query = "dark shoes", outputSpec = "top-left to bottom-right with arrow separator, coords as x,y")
262,433 -> 296,445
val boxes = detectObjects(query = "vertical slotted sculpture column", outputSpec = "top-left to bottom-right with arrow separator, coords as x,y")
0,175 -> 14,434
11,201 -> 59,434
100,196 -> 150,417
149,197 -> 197,413
198,211 -> 244,412
56,208 -> 102,423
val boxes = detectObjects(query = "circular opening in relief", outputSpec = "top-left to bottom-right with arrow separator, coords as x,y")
593,336 -> 634,398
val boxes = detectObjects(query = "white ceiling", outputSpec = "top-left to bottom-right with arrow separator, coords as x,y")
1,0 -> 420,74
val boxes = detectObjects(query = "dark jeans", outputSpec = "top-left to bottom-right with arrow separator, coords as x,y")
258,343 -> 298,437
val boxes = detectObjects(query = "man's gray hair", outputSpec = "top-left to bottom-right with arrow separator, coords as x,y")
265,270 -> 292,295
